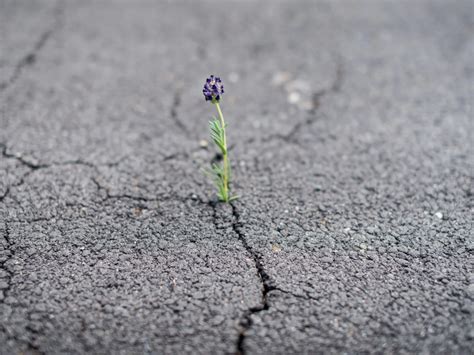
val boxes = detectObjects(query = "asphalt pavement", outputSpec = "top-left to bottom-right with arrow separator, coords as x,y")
0,0 -> 473,354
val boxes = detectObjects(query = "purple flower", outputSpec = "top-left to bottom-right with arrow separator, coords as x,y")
203,75 -> 224,102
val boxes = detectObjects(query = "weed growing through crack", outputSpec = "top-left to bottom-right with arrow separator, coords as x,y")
203,75 -> 238,202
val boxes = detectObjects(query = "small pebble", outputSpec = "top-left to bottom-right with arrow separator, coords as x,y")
435,212 -> 443,219
272,244 -> 282,253
288,92 -> 301,104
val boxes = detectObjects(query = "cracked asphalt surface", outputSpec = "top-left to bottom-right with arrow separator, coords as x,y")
1,0 -> 473,354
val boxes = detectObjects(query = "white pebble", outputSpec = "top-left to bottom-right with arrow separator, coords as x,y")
288,92 -> 301,104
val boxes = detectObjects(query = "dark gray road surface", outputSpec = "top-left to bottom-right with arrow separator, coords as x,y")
1,0 -> 473,354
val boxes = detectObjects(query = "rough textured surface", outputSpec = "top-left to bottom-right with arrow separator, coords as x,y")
0,0 -> 473,354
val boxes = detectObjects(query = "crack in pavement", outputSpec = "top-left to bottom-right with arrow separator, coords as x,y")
91,176 -> 161,204
1,145 -> 106,170
258,59 -> 345,147
0,221 -> 12,304
170,89 -> 193,138
228,200 -> 348,354
0,142 -> 126,207
0,221 -> 21,350
91,175 -> 210,209
204,199 -> 277,355
216,178 -> 327,353
229,202 -> 276,355
206,199 -> 316,354
0,221 -> 46,353
0,142 -> 120,172
0,1 -> 63,94
1,140 -> 210,214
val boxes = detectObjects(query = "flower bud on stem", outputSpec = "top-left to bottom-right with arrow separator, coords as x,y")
203,75 -> 237,202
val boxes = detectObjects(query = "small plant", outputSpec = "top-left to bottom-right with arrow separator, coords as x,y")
203,75 -> 237,202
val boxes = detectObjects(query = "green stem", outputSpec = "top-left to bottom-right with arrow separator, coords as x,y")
214,101 -> 229,201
